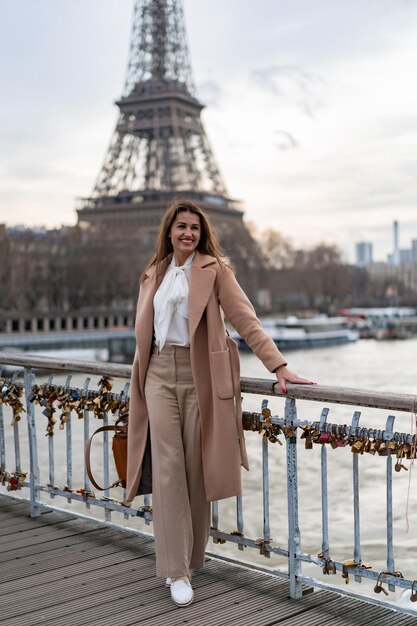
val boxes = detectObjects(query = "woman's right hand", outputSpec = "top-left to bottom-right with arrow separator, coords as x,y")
275,365 -> 316,394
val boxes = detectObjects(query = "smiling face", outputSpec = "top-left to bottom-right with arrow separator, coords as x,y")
169,210 -> 202,265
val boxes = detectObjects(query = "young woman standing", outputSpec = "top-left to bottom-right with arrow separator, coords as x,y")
126,198 -> 314,607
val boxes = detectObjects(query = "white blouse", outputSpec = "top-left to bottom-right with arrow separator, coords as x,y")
153,253 -> 194,350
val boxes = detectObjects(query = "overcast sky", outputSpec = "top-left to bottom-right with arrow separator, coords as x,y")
1,0 -> 417,262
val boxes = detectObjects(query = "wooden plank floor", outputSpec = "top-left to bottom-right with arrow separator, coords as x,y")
0,495 -> 415,626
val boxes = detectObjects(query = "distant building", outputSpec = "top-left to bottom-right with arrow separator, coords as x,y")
368,262 -> 417,293
392,220 -> 400,266
355,241 -> 373,266
412,240 -> 417,264
389,235 -> 417,267
387,222 -> 417,267
400,248 -> 413,265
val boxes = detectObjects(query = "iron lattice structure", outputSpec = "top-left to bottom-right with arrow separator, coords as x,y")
76,0 -> 267,301
89,0 -> 226,200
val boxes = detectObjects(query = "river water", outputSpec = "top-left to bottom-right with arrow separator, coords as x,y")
2,337 -> 417,607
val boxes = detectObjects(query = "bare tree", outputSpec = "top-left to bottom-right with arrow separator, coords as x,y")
258,228 -> 295,269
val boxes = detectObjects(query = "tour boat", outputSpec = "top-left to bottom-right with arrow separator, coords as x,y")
229,316 -> 359,351
337,307 -> 417,340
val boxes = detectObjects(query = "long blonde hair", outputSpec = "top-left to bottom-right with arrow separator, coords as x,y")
141,198 -> 225,281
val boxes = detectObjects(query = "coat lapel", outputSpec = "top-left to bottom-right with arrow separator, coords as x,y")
135,258 -> 170,394
189,252 -> 216,341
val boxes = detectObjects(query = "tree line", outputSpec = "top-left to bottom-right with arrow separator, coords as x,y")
1,223 -> 416,323
252,226 -> 417,313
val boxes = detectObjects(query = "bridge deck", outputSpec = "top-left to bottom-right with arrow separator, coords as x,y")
0,495 -> 414,626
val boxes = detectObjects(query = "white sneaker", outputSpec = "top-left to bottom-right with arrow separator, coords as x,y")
170,576 -> 194,607
165,571 -> 192,587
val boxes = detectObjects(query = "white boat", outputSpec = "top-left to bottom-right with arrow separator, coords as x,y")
338,307 -> 417,340
230,315 -> 359,351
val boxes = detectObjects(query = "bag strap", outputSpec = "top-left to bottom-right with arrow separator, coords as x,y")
86,424 -> 126,491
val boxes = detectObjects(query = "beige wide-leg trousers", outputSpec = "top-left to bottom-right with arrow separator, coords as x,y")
144,344 -> 211,578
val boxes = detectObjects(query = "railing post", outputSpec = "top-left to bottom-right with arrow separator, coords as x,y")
82,377 -> 92,508
351,410 -> 362,582
24,367 -> 41,517
320,408 -> 330,558
64,376 -> 73,503
103,411 -> 111,522
0,402 -> 5,475
385,414 -> 396,591
236,494 -> 244,551
261,399 -> 271,557
285,397 -> 303,599
211,500 -> 219,541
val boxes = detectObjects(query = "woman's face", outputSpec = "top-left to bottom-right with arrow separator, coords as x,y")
169,210 -> 201,262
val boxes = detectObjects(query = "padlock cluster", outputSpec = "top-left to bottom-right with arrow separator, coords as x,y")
0,378 -> 25,425
242,408 -> 283,444
318,556 -> 413,597
300,423 -> 417,469
29,376 -> 129,436
0,469 -> 27,491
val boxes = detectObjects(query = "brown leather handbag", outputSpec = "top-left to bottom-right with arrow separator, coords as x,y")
86,418 -> 127,490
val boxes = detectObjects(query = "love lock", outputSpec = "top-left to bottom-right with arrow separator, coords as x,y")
255,538 -> 271,558
7,475 -> 20,492
322,558 -> 337,575
374,573 -> 389,596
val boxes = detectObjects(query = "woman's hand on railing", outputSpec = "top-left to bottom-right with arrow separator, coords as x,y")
275,365 -> 316,394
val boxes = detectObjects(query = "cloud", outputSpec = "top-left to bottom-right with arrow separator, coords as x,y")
1,0 -> 417,264
250,64 -> 325,118
274,130 -> 298,151
197,80 -> 223,107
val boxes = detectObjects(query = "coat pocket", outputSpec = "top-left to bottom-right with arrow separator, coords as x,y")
209,349 -> 234,399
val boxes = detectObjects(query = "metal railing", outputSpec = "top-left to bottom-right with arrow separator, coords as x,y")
0,352 -> 417,615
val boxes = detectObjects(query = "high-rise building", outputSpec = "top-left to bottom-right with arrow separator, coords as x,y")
355,241 -> 373,266
392,220 -> 400,266
412,239 -> 417,264
400,249 -> 413,265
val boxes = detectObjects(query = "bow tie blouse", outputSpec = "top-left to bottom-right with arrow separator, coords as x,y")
153,253 -> 195,350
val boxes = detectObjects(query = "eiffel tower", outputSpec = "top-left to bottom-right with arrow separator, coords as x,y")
76,0 -> 266,294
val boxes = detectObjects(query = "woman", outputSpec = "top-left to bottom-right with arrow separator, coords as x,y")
126,198 -> 314,607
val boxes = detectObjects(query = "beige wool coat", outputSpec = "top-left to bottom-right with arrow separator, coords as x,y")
126,250 -> 287,503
